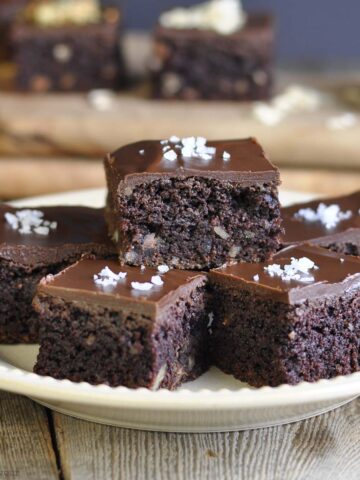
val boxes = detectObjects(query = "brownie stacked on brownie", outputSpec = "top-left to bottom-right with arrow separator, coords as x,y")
34,259 -> 208,389
0,205 -> 114,343
209,244 -> 360,387
12,0 -> 124,92
29,138 -> 360,391
104,137 -> 282,270
152,0 -> 275,100
281,190 -> 360,256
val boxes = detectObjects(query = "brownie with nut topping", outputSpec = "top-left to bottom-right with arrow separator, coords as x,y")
151,13 -> 275,100
209,244 -> 360,387
281,190 -> 360,256
104,137 -> 282,270
0,205 -> 114,343
12,0 -> 125,92
33,258 -> 209,389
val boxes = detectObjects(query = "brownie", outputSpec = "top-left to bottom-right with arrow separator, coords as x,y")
104,137 -> 282,270
12,1 -> 125,92
0,0 -> 27,60
281,191 -> 360,256
0,205 -> 114,343
33,259 -> 209,389
209,244 -> 360,387
151,9 -> 275,100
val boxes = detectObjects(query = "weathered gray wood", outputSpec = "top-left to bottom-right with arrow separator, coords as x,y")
53,398 -> 360,480
0,391 -> 59,480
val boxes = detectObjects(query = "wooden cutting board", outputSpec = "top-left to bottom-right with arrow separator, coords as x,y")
0,88 -> 359,168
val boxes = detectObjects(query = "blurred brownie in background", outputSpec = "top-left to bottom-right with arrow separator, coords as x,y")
151,0 -> 275,100
12,0 -> 125,92
0,0 -> 27,60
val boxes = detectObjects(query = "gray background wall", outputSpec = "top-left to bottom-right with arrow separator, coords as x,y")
115,0 -> 359,62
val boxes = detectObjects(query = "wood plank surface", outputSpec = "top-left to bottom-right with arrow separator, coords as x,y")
1,88 -> 360,170
0,392 -> 58,480
53,398 -> 360,480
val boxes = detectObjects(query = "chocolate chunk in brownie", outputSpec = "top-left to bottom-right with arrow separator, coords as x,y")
105,137 -> 282,270
33,259 -> 209,389
281,190 -> 360,256
0,205 -> 114,343
12,1 -> 125,92
209,244 -> 360,387
151,10 -> 275,100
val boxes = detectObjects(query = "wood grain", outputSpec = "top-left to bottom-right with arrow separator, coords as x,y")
53,398 -> 360,480
1,90 -> 360,170
0,392 -> 58,480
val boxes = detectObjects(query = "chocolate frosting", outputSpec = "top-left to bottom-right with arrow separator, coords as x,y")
37,258 -> 207,316
105,138 -> 279,193
0,205 -> 114,267
209,244 -> 360,304
281,191 -> 360,246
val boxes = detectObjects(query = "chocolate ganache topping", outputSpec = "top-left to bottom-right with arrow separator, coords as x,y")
105,137 -> 280,193
209,244 -> 360,304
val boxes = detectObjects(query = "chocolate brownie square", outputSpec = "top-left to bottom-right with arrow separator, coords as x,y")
33,259 -> 209,389
209,244 -> 360,387
281,190 -> 360,256
0,0 -> 27,60
12,0 -> 124,92
151,4 -> 275,100
104,137 -> 282,270
0,205 -> 114,343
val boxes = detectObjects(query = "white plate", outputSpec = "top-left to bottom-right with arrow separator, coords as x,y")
0,188 -> 358,432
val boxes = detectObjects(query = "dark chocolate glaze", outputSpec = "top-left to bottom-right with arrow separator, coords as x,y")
209,244 -> 360,304
281,191 -> 360,246
105,138 -> 280,193
37,258 -> 207,316
0,205 -> 114,267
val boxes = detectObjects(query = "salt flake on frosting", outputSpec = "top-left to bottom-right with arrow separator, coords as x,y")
264,257 -> 317,283
294,203 -> 352,229
151,275 -> 164,286
131,282 -> 153,291
158,264 -> 170,273
4,209 -> 57,236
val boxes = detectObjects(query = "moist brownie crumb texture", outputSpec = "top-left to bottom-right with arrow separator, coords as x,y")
209,244 -> 360,387
0,205 -> 114,343
34,259 -> 209,389
105,137 -> 282,270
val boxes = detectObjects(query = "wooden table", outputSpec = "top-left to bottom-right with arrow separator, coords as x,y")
0,391 -> 359,479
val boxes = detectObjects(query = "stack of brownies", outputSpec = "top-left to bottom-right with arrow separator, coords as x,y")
1,137 -> 359,389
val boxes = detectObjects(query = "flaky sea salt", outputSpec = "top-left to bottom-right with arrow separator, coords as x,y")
4,209 -> 57,236
139,149 -> 145,155
158,264 -> 170,274
223,151 -> 231,161
253,274 -> 260,282
294,203 -> 352,229
151,275 -> 164,286
131,281 -> 153,291
161,136 -> 219,163
264,257 -> 317,283
163,149 -> 177,161
94,266 -> 127,287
